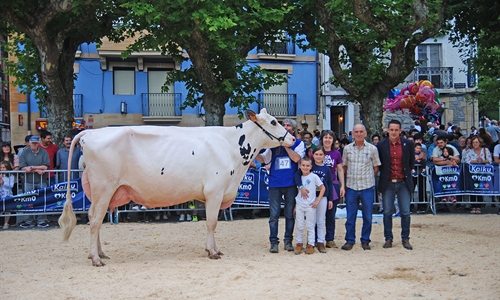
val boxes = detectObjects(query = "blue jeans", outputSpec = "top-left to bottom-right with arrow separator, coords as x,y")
325,183 -> 340,241
345,186 -> 374,244
382,181 -> 411,241
268,186 -> 296,244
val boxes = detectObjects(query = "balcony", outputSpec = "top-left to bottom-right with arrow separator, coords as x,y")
258,93 -> 297,120
39,94 -> 83,118
257,41 -> 296,60
142,93 -> 182,124
413,67 -> 453,89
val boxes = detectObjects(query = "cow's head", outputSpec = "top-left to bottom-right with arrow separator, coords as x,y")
246,108 -> 296,148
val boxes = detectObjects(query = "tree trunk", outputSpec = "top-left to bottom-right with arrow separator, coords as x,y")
357,91 -> 386,138
36,39 -> 78,147
203,94 -> 226,126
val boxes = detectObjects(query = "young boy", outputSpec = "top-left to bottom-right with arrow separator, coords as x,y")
412,143 -> 427,177
294,157 -> 326,255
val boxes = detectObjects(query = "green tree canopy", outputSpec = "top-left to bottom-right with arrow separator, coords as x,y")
288,0 -> 447,136
448,0 -> 500,113
120,0 -> 291,125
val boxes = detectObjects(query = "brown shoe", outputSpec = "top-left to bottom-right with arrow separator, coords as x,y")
402,240 -> 413,250
317,243 -> 327,253
341,242 -> 354,251
294,243 -> 303,255
325,240 -> 338,248
306,244 -> 315,254
361,242 -> 371,250
383,240 -> 393,249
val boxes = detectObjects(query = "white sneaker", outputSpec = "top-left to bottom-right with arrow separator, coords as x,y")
140,205 -> 147,210
179,214 -> 185,221
132,205 -> 139,210
186,214 -> 192,221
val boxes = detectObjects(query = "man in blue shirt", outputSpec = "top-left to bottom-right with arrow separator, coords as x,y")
258,119 -> 305,253
56,135 -> 81,182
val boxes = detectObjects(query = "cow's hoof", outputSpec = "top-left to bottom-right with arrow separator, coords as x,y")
206,249 -> 222,259
92,260 -> 106,267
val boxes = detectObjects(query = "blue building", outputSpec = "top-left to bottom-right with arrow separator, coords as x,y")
10,35 -> 319,145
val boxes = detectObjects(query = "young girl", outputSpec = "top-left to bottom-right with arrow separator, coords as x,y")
440,146 -> 456,203
294,147 -> 333,253
1,142 -> 19,195
1,143 -> 19,170
293,157 -> 326,255
1,161 -> 15,229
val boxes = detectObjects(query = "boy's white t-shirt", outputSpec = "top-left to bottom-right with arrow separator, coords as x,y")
295,173 -> 324,208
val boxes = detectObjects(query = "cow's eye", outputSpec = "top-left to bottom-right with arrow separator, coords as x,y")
271,120 -> 277,126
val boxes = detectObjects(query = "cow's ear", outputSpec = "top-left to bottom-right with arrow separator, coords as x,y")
246,110 -> 257,122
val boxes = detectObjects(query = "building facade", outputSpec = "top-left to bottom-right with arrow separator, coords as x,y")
0,35 -> 11,141
9,36 -> 319,145
320,35 -> 478,137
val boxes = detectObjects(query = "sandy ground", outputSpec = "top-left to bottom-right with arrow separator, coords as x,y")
1,211 -> 499,300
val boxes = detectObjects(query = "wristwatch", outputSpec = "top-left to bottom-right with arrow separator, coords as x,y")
30,166 -> 33,171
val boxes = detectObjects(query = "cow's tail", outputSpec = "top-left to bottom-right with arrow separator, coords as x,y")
59,131 -> 86,242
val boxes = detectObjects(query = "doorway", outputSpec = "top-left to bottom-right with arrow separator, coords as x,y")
329,106 -> 345,139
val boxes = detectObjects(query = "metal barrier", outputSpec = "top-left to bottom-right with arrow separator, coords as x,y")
0,169 -> 232,222
427,164 -> 500,214
2,166 -> 498,223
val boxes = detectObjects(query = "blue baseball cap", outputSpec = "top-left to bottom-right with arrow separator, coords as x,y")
29,136 -> 41,143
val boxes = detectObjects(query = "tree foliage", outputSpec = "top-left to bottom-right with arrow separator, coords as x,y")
120,0 -> 291,125
0,0 -> 125,146
2,33 -> 49,113
288,0 -> 447,136
447,0 -> 500,112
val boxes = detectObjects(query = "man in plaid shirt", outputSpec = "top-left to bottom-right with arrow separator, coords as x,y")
341,124 -> 381,251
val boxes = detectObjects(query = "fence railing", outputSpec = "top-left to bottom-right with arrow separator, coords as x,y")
257,41 -> 296,55
413,67 -> 454,89
142,93 -> 182,117
257,93 -> 297,116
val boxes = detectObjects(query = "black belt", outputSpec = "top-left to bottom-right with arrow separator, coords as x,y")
390,179 -> 404,183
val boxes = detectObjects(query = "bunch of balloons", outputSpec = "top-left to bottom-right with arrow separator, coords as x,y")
383,80 -> 444,122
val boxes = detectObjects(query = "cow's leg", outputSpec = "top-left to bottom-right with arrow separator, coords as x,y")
87,200 -> 112,267
97,232 -> 110,259
204,197 -> 224,259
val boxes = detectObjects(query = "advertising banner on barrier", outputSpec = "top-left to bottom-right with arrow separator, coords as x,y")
432,164 -> 500,197
432,165 -> 463,196
463,164 -> 500,194
234,167 -> 270,206
1,179 -> 91,212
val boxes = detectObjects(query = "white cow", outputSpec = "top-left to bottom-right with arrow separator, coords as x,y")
59,109 -> 295,266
